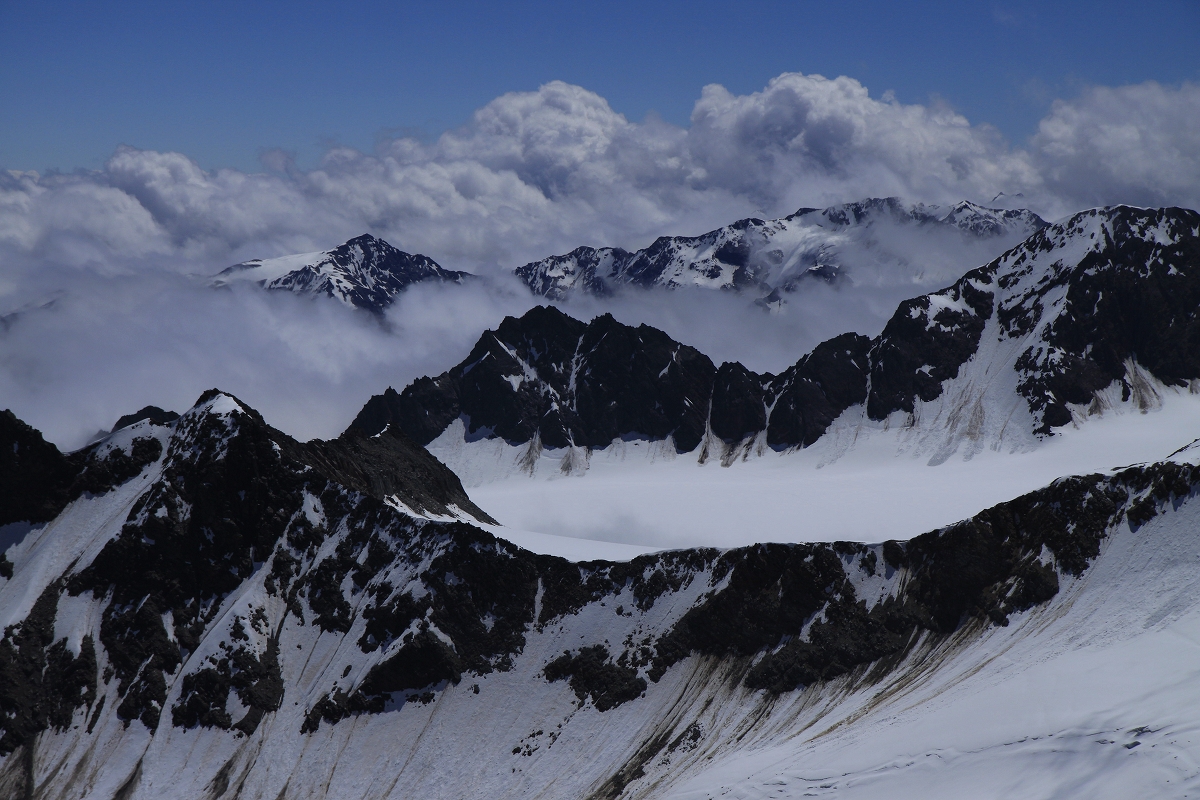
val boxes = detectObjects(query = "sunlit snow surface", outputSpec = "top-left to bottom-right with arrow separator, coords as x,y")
21,440 -> 1200,799
11,395 -> 1200,798
457,390 -> 1200,557
654,503 -> 1200,799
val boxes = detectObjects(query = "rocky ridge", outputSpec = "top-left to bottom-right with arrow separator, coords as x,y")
515,198 -> 1046,300
2,389 -> 1195,798
358,206 -> 1200,466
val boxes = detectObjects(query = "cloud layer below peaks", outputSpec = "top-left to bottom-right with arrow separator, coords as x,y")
3,73 -> 1198,284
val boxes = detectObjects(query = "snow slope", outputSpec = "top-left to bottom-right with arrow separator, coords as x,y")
3,391 -> 1200,799
656,498 -> 1200,799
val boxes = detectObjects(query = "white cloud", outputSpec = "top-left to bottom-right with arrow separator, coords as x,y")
2,73 -> 1198,447
685,73 -> 1039,208
4,73 -> 1197,291
1030,81 -> 1200,211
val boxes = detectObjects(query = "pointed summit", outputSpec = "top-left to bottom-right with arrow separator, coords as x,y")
214,234 -> 474,313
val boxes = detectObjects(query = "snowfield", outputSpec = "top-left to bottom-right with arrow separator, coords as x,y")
460,385 -> 1200,556
654,490 -> 1200,800
9,430 -> 1200,799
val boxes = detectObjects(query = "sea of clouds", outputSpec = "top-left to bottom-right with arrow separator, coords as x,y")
2,73 -> 1198,447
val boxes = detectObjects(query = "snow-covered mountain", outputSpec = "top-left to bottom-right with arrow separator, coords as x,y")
5,389 -> 1200,798
514,198 -> 1046,300
4,203 -> 1200,799
213,234 -> 473,313
360,206 -> 1200,475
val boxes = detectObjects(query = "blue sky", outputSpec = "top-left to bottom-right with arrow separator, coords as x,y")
2,0 -> 1197,173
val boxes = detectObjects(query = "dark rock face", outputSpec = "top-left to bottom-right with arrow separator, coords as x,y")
350,306 -> 723,453
111,406 -> 179,433
215,234 -> 473,314
385,206 -> 1200,456
567,314 -> 716,451
0,409 -> 169,530
999,207 -> 1200,431
765,333 -> 873,447
1,392 -> 1194,755
515,198 -> 1046,299
709,363 -> 769,444
350,306 -> 875,454
285,426 -> 495,523
866,267 -> 996,419
0,582 -> 97,753
0,410 -> 79,527
545,645 -> 646,711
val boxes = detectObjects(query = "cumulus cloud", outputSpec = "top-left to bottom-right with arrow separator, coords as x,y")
3,73 -> 1197,289
1030,81 -> 1200,210
2,73 -> 1198,447
686,74 -> 1037,208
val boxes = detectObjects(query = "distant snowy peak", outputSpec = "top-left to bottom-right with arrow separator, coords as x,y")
515,197 -> 1047,299
923,199 -> 1045,237
806,197 -> 1043,237
214,233 -> 473,313
366,205 -> 1200,463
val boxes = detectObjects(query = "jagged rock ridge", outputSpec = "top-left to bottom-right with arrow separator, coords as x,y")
350,307 -> 870,455
213,234 -> 473,313
358,206 -> 1200,460
515,198 -> 1046,299
2,390 -> 1193,799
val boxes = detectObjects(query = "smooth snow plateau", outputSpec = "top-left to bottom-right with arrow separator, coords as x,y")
460,389 -> 1200,559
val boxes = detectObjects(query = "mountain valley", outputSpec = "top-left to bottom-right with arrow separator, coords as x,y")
3,203 -> 1200,799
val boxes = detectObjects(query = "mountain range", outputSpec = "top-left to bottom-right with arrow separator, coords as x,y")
210,198 -> 1047,316
3,202 -> 1200,798
514,198 -> 1046,300
354,205 -> 1200,471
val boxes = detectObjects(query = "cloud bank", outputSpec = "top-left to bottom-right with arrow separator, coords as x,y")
0,270 -> 908,450
4,74 -> 1198,285
2,73 -> 1198,447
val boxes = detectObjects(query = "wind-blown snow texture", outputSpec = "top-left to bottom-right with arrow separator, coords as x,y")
214,234 -> 472,314
4,389 -> 1200,798
516,198 -> 1045,300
